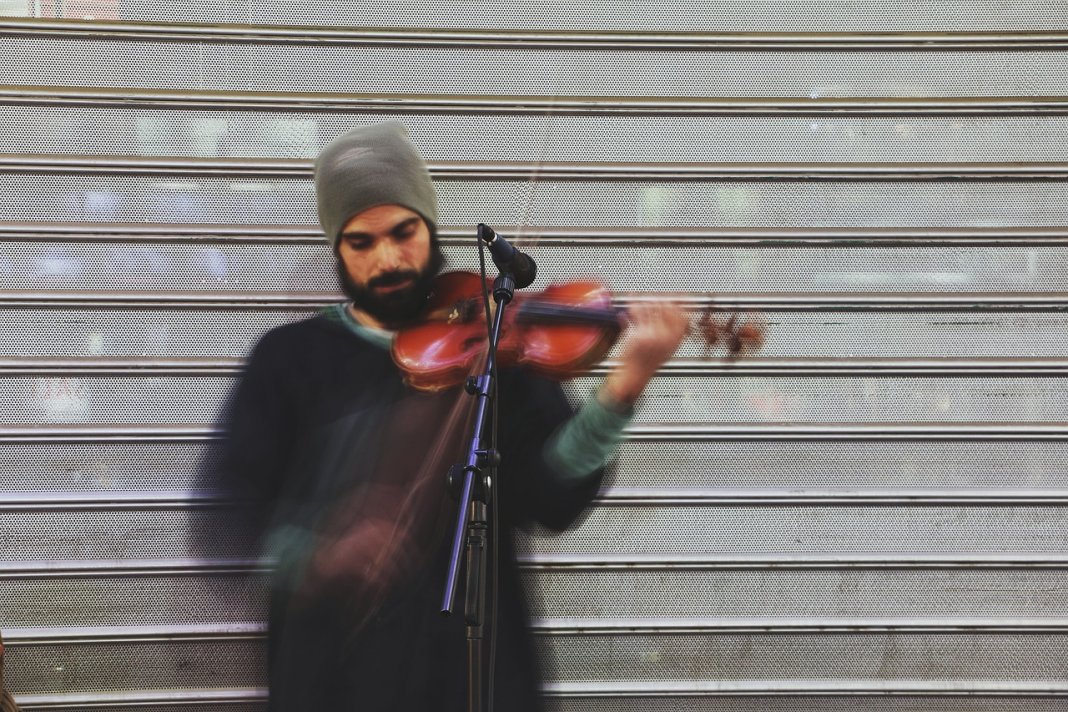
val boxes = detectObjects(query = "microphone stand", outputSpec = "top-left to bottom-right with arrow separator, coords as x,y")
440,263 -> 520,712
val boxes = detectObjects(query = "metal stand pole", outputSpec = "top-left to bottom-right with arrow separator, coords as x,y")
441,271 -> 517,712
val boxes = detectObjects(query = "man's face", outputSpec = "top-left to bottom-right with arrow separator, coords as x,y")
335,204 -> 442,328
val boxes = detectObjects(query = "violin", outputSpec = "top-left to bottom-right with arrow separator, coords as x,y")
392,271 -> 764,392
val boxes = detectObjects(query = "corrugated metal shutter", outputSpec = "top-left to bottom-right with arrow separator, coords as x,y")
3,2 -> 1068,709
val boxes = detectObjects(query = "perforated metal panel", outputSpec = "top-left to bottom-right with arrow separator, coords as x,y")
563,376 -> 1068,423
0,574 -> 266,629
4,439 -> 1067,495
6,639 -> 266,695
7,175 -> 1068,227
6,241 -> 1068,294
0,442 -> 215,492
0,309 -> 314,359
524,569 -> 1068,619
8,309 -> 1068,360
4,374 -> 1066,425
607,440 -> 1068,490
0,509 -> 257,561
5,40 -> 1068,97
12,107 -> 1068,164
519,506 -> 1068,556
536,633 -> 1068,681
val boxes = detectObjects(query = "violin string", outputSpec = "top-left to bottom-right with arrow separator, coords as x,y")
513,93 -> 560,247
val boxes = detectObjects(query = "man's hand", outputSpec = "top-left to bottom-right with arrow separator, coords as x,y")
599,302 -> 689,409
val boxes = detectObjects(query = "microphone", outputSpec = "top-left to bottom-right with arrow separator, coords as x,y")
478,224 -> 538,289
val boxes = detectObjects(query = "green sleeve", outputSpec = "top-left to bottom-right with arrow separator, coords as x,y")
542,391 -> 632,484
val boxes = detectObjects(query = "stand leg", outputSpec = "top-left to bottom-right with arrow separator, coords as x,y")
465,500 -> 488,712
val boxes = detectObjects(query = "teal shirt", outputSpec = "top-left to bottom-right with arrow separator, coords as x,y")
328,303 -> 630,484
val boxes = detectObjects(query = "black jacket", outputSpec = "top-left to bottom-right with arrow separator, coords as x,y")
214,311 -> 603,711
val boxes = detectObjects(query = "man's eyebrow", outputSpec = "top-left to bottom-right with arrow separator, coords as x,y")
340,217 -> 420,240
391,217 -> 420,232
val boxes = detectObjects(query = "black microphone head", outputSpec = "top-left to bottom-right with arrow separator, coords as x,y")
511,251 -> 537,289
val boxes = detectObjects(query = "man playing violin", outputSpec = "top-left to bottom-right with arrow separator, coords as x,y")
215,121 -> 688,711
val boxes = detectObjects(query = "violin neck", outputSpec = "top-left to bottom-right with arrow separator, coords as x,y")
515,300 -> 625,329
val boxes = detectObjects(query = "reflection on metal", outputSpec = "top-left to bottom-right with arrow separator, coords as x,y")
8,222 -> 1068,247
5,154 -> 1068,181
3,18 -> 1068,51
14,688 -> 267,710
542,680 -> 1068,696
531,616 -> 1068,633
2,423 -> 1066,444
2,356 -> 1068,378
0,490 -> 228,511
626,423 -> 1068,441
0,292 -> 336,309
593,358 -> 1068,377
5,86 -> 1068,116
0,425 -> 222,443
519,552 -> 1068,570
0,558 -> 266,578
591,487 -> 1068,506
3,623 -> 266,645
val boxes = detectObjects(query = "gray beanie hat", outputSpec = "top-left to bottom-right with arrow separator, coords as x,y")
314,121 -> 438,250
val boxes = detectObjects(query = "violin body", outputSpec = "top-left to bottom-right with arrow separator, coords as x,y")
392,271 -> 622,391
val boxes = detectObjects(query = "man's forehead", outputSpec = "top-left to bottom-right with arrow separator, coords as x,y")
341,204 -> 422,234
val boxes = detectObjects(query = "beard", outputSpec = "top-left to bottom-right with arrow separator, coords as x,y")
335,243 -> 445,329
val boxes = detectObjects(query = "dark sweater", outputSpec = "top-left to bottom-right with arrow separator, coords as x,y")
214,311 -> 603,711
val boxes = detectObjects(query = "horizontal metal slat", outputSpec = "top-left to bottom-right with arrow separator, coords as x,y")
4,19 -> 1068,50
16,689 -> 266,710
5,488 -> 1068,509
8,616 -> 1068,642
6,154 -> 1068,180
6,86 -> 1068,116
532,618 -> 1068,633
520,553 -> 1068,571
3,624 -> 265,644
5,293 -> 1068,311
3,554 -> 1068,578
543,681 -> 1068,697
16,685 -> 1065,710
7,222 -> 1068,246
4,357 -> 1068,377
1,423 -> 1066,443
0,559 -> 265,579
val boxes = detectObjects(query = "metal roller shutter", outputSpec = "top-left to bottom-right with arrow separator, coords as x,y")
2,1 -> 1067,709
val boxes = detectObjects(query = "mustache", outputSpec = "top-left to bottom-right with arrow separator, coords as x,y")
368,270 -> 421,289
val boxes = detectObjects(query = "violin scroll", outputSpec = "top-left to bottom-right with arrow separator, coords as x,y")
696,307 -> 766,360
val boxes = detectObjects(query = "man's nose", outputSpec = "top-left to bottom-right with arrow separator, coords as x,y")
374,240 -> 403,270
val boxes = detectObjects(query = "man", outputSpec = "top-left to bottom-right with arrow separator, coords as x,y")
216,122 -> 687,710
